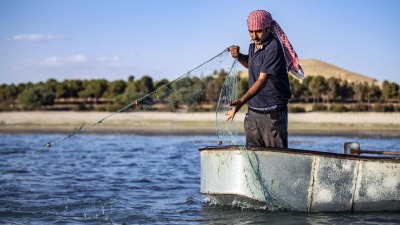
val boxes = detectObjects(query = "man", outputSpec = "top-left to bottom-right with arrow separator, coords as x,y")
226,10 -> 303,148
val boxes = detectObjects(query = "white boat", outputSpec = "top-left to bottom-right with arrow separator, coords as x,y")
199,143 -> 400,212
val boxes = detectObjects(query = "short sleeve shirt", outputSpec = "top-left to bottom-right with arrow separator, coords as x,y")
247,35 -> 292,111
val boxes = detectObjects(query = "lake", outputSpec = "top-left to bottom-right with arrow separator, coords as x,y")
1,133 -> 399,224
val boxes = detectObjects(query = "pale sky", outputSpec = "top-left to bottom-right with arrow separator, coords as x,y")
1,0 -> 399,84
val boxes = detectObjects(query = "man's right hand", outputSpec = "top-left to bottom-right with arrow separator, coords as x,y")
230,46 -> 240,58
228,45 -> 248,68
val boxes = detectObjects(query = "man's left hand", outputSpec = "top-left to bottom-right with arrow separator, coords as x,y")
226,99 -> 243,121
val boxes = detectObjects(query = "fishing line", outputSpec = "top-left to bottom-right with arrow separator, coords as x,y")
213,51 -> 292,210
2,45 -> 285,211
215,58 -> 240,144
1,46 -> 236,175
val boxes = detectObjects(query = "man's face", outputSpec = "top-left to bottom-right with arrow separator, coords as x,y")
249,28 -> 270,45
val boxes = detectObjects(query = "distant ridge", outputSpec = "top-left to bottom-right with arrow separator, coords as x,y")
239,59 -> 377,84
299,59 -> 377,84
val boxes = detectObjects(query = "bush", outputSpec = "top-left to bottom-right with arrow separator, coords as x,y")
349,104 -> 369,112
329,104 -> 349,112
312,104 -> 327,112
373,104 -> 395,112
288,106 -> 306,113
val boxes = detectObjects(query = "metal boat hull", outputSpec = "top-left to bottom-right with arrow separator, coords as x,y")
200,146 -> 400,212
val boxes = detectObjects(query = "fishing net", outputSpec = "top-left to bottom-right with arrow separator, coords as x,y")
0,48 -> 240,173
1,46 -> 289,212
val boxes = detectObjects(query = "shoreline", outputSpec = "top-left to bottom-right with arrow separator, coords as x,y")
1,111 -> 400,137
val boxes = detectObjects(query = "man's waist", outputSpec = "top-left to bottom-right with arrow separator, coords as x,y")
248,105 -> 287,114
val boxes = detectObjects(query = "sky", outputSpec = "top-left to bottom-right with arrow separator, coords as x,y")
1,0 -> 400,85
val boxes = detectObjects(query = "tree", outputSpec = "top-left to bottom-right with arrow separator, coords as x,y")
308,76 -> 327,103
154,79 -> 170,90
163,76 -> 205,111
326,77 -> 341,102
367,83 -> 381,103
205,77 -> 221,103
103,80 -> 126,98
138,75 -> 154,94
382,80 -> 399,101
289,75 -> 306,100
18,86 -> 55,109
45,79 -> 58,93
353,82 -> 369,103
301,76 -> 313,102
78,79 -> 108,101
17,83 -> 28,94
0,84 -> 18,102
338,80 -> 354,100
382,80 -> 391,100
58,80 -> 84,98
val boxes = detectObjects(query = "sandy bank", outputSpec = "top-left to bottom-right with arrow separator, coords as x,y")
0,111 -> 399,135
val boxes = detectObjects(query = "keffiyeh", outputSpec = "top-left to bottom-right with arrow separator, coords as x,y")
248,10 -> 304,79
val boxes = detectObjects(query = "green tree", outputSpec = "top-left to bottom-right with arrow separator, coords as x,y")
382,81 -> 399,101
308,75 -> 327,103
138,75 -> 154,94
154,79 -> 170,90
367,83 -> 381,103
289,75 -> 306,100
353,82 -> 369,103
58,80 -> 84,98
204,69 -> 230,104
17,83 -> 29,94
125,81 -> 141,94
103,80 -> 126,98
0,84 -> 18,102
205,77 -> 221,103
78,79 -> 108,101
338,80 -> 354,100
165,76 -> 202,111
382,81 -> 390,100
18,86 -> 55,109
326,77 -> 341,102
301,76 -> 313,102
45,79 -> 58,93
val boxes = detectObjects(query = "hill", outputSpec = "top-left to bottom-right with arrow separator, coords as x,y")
299,59 -> 377,84
239,59 -> 378,84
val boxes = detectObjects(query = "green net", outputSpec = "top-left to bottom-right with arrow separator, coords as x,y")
1,47 -> 242,173
1,46 -> 291,211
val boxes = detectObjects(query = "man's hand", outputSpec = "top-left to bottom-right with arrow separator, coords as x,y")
227,45 -> 248,68
229,46 -> 240,58
225,99 -> 244,122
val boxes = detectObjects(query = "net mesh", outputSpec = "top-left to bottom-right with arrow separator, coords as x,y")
1,47 -> 242,172
1,47 -> 290,211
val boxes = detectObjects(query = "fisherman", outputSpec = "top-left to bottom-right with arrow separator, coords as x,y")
226,10 -> 303,148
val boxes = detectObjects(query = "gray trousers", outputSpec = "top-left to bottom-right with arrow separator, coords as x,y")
244,108 -> 288,148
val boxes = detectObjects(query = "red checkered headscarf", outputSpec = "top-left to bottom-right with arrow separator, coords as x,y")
247,10 -> 303,79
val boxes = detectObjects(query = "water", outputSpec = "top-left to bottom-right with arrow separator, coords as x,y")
1,133 -> 399,224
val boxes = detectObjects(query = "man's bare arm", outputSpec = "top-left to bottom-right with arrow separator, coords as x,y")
237,53 -> 249,68
226,73 -> 268,121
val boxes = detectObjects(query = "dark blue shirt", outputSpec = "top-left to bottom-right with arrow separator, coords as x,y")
247,35 -> 291,111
